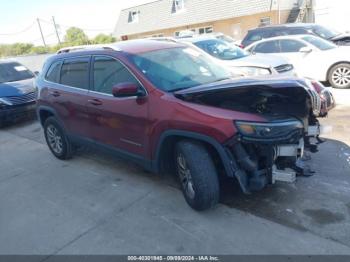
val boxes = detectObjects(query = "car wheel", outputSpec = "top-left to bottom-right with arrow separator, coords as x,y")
175,140 -> 219,211
329,63 -> 350,89
44,117 -> 73,160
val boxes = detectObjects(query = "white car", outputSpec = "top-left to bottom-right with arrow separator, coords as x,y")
245,35 -> 350,89
179,36 -> 296,77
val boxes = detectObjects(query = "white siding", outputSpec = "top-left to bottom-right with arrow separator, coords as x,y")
114,0 -> 297,36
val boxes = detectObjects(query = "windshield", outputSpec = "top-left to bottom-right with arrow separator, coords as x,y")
194,39 -> 249,60
312,25 -> 340,40
129,47 -> 231,92
302,36 -> 337,51
0,62 -> 33,83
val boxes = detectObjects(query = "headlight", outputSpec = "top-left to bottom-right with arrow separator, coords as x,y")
232,67 -> 271,77
235,120 -> 304,140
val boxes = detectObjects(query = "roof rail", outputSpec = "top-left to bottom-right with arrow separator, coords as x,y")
146,37 -> 179,43
56,44 -> 121,54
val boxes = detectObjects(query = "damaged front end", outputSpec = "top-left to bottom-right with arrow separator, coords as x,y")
175,78 -> 323,193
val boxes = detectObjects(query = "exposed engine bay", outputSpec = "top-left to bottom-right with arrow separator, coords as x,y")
175,81 -> 323,193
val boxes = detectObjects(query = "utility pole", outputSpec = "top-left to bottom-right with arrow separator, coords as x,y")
37,18 -> 47,47
52,16 -> 61,45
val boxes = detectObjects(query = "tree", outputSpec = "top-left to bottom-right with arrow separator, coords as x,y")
64,27 -> 89,45
92,34 -> 116,44
0,43 -> 33,57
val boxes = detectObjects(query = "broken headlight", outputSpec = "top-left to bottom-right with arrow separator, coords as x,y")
233,66 -> 271,77
235,120 -> 304,140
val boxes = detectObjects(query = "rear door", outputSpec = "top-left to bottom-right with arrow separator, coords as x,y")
55,56 -> 91,138
86,55 -> 149,157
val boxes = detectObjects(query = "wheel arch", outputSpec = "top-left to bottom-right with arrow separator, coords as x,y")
153,130 -> 236,178
37,106 -> 64,129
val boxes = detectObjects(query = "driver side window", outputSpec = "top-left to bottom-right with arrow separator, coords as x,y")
93,56 -> 139,95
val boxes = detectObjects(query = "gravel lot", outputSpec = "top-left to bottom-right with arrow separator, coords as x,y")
0,88 -> 350,256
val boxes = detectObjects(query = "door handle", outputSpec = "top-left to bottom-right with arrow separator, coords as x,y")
88,99 -> 103,106
50,91 -> 61,97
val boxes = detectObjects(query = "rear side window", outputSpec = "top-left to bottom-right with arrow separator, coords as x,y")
93,56 -> 139,95
60,57 -> 90,89
280,40 -> 306,52
254,40 -> 280,53
45,61 -> 61,83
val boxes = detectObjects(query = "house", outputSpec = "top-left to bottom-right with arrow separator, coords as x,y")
113,0 -> 314,41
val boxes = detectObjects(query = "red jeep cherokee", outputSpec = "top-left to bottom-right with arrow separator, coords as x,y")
36,40 -> 320,210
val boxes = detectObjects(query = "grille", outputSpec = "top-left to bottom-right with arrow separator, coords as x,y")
3,92 -> 37,106
274,64 -> 294,73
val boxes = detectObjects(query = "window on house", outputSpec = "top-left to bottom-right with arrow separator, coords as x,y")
152,33 -> 164,37
198,26 -> 213,35
172,0 -> 185,13
260,17 -> 271,27
128,11 -> 139,23
174,31 -> 180,37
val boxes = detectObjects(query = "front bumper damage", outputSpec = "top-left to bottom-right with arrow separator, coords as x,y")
224,122 -> 320,193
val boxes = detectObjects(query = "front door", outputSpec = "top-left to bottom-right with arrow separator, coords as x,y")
86,55 -> 149,157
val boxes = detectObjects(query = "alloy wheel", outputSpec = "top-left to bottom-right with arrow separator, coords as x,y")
332,66 -> 350,88
46,125 -> 63,155
177,153 -> 196,200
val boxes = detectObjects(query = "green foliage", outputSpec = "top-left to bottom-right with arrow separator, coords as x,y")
0,43 -> 34,57
64,27 -> 90,45
0,27 -> 118,58
92,34 -> 116,44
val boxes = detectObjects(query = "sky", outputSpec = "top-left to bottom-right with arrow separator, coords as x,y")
0,0 -> 152,45
0,0 -> 349,46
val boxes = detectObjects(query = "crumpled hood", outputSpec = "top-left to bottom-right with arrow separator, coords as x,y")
174,76 -> 307,98
0,78 -> 35,97
220,53 -> 290,69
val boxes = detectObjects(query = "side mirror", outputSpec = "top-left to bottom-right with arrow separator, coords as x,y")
112,82 -> 145,98
299,47 -> 313,53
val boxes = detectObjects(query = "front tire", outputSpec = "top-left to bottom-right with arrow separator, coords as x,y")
44,117 -> 73,160
328,63 -> 350,89
175,140 -> 220,211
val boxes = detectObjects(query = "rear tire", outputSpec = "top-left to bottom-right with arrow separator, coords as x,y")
175,140 -> 219,211
328,63 -> 350,89
44,117 -> 73,160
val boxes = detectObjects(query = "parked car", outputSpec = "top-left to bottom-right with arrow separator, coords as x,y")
0,61 -> 37,126
36,40 -> 322,210
241,23 -> 350,48
245,35 -> 350,89
179,36 -> 296,77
